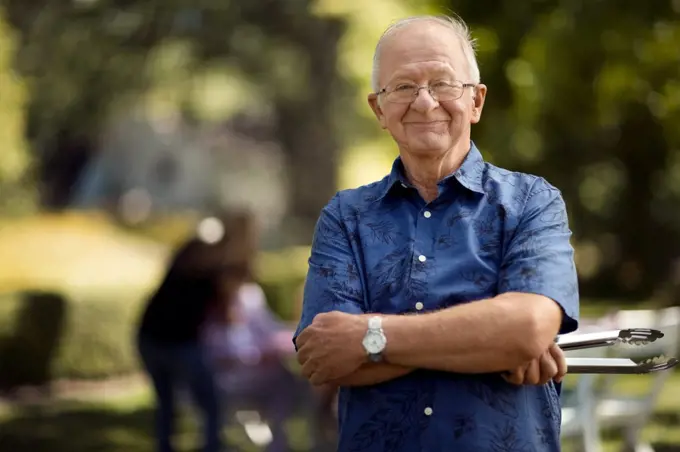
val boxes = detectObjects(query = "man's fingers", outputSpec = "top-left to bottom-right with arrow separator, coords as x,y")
296,341 -> 311,366
549,344 -> 568,383
502,368 -> 525,385
524,359 -> 540,385
296,327 -> 312,348
501,372 -> 516,384
310,369 -> 329,386
539,351 -> 558,385
301,357 -> 316,380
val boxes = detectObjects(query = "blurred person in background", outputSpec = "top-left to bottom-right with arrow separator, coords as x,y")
203,280 -> 295,452
202,216 -> 330,451
136,212 -> 254,452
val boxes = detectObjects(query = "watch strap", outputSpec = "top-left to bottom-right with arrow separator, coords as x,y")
368,316 -> 383,331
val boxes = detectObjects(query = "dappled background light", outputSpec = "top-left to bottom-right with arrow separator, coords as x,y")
1,0 -> 680,450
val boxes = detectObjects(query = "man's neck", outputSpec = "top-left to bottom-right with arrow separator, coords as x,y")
400,142 -> 470,202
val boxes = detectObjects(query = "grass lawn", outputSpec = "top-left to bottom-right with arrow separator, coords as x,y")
1,371 -> 678,452
0,387 -> 317,452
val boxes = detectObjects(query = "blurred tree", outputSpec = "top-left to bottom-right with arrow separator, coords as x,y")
0,8 -> 36,214
1,0 -> 348,243
4,0 -> 679,299
442,0 -> 680,300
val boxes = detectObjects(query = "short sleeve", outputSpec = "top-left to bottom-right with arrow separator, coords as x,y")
293,194 -> 366,350
498,181 -> 580,334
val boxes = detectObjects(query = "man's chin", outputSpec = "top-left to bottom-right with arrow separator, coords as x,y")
405,139 -> 452,156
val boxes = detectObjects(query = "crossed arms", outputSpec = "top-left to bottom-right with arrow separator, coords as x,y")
294,184 -> 579,387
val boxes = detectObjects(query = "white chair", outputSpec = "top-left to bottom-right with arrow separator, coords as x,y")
561,307 -> 680,452
595,307 -> 680,451
561,339 -> 607,452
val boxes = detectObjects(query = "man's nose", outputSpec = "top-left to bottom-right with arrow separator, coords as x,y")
410,88 -> 439,112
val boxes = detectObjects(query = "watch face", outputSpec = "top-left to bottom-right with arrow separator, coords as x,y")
362,331 -> 386,354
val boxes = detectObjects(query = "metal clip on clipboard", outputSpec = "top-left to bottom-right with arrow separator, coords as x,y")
557,328 -> 679,374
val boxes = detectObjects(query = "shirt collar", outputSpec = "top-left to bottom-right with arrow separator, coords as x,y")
379,141 -> 486,200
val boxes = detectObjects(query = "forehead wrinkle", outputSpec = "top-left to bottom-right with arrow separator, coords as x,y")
378,23 -> 468,87
390,62 -> 458,83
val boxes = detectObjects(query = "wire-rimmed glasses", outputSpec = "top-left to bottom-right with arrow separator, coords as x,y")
377,81 -> 476,103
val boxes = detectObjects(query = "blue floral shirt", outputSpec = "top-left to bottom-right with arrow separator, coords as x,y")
295,142 -> 580,452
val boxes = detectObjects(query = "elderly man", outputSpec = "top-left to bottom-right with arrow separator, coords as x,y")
294,14 -> 579,452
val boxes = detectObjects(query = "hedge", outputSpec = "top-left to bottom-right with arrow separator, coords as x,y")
0,290 -> 145,388
0,257 -> 308,389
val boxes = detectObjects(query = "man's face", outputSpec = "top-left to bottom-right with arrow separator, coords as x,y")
368,22 -> 487,158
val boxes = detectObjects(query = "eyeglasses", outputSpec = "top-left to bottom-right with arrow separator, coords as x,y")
377,81 -> 476,103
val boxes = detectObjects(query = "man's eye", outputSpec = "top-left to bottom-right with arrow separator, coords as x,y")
395,85 -> 415,91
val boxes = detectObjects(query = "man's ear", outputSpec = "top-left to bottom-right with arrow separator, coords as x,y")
368,93 -> 387,129
470,84 -> 487,124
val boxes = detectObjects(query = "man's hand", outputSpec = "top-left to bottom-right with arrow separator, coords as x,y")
502,343 -> 567,385
296,311 -> 368,386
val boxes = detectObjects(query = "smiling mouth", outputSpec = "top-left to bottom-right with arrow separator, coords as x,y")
405,121 -> 449,128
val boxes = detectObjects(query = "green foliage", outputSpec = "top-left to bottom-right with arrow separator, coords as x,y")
442,0 -> 680,300
53,293 -> 144,379
2,0 -> 677,299
0,245 -> 306,385
0,291 -> 143,386
0,9 -> 36,214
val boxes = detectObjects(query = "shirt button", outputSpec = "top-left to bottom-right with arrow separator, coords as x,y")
424,407 -> 433,416
418,255 -> 427,262
415,302 -> 424,311
423,211 -> 432,218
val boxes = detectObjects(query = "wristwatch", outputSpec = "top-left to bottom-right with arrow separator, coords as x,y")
362,316 -> 387,362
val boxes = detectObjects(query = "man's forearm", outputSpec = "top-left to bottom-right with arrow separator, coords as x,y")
382,293 -> 562,373
329,363 -> 414,387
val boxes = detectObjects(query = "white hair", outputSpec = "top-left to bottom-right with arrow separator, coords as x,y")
371,15 -> 481,93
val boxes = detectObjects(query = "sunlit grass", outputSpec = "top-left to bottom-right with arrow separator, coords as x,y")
2,370 -> 678,451
0,384 -> 318,452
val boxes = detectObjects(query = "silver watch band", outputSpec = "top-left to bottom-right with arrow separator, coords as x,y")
368,316 -> 383,331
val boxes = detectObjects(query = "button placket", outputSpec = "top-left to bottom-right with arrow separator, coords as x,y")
413,204 -> 430,317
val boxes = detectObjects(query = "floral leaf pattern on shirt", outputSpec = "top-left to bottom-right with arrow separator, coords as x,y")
452,415 -> 477,439
365,220 -> 401,245
368,245 -> 412,304
329,280 -> 362,303
404,277 -> 428,306
489,422 -> 534,452
446,210 -> 473,228
434,233 -> 456,250
512,229 -> 549,258
535,426 -> 558,449
297,145 -> 579,452
349,389 -> 421,452
460,269 -> 496,292
512,183 -> 533,206
472,207 -> 500,237
468,379 -> 519,419
539,395 -> 558,423
312,225 -> 345,252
